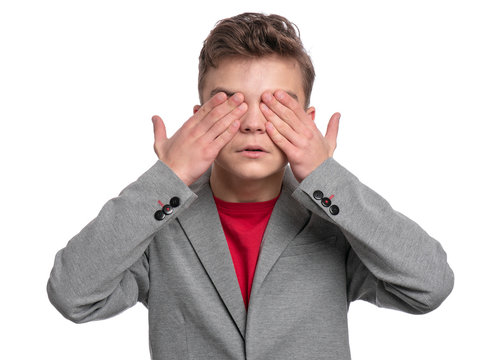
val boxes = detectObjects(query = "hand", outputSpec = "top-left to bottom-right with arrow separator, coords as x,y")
260,90 -> 340,182
152,92 -> 248,185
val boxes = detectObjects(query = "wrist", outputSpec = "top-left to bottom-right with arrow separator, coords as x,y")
160,159 -> 193,186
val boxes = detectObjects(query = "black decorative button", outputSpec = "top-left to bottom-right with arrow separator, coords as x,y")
329,205 -> 340,215
154,210 -> 165,221
170,197 -> 180,208
313,190 -> 323,200
321,197 -> 332,207
162,204 -> 173,215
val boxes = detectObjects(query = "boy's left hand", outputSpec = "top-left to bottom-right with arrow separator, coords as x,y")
260,90 -> 341,182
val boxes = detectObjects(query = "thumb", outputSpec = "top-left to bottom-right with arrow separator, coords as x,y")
152,115 -> 167,143
325,112 -> 341,154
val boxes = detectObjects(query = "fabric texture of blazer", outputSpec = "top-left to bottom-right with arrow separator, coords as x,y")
48,158 -> 454,360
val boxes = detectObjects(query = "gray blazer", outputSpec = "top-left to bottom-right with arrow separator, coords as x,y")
47,158 -> 454,360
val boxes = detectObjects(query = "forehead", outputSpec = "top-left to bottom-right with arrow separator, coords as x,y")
202,55 -> 305,104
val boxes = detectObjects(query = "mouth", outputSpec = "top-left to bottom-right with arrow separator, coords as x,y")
237,145 -> 268,158
238,146 -> 267,153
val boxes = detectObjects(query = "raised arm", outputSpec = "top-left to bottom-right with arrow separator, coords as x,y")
261,90 -> 454,313
47,92 -> 247,322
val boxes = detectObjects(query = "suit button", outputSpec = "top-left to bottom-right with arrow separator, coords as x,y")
321,197 -> 332,207
162,204 -> 173,215
154,210 -> 165,221
170,197 -> 180,208
329,205 -> 340,215
313,190 -> 323,200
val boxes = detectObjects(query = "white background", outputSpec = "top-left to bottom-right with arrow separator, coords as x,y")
1,1 -> 503,359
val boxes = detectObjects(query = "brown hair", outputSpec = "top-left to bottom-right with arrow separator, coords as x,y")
198,12 -> 315,108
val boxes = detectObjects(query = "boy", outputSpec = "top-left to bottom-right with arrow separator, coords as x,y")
48,12 -> 454,360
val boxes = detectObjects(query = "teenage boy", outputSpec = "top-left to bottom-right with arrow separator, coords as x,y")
48,12 -> 454,360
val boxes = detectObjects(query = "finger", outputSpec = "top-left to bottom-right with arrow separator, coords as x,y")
273,90 -> 311,124
204,102 -> 248,142
152,115 -> 167,143
260,102 -> 301,145
192,92 -> 229,123
261,91 -> 303,131
205,93 -> 244,123
274,90 -> 307,116
210,119 -> 241,153
196,93 -> 245,135
265,121 -> 296,156
325,112 -> 341,154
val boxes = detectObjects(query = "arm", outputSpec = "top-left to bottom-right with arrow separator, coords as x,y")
293,158 -> 454,313
47,161 -> 195,323
261,90 -> 454,313
47,92 -> 248,323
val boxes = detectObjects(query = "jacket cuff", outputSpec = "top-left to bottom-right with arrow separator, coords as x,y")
120,160 -> 197,226
292,157 -> 355,222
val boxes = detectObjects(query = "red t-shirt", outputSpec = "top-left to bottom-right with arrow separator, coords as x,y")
214,195 -> 279,309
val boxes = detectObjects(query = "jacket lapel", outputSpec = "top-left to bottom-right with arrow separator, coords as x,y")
175,167 -> 309,338
248,168 -> 311,307
176,177 -> 247,339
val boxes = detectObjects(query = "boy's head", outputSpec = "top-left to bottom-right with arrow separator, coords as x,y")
196,13 -> 317,191
198,12 -> 315,109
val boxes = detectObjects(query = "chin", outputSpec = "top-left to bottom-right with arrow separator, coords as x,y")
238,168 -> 286,181
214,159 -> 287,182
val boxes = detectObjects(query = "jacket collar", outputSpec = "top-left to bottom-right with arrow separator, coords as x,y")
176,167 -> 310,338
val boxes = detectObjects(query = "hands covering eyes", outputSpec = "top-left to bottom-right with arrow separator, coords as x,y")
152,90 -> 340,185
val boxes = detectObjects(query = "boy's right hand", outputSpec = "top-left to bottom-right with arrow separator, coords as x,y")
152,92 -> 247,186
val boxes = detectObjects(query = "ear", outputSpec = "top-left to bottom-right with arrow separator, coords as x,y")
193,105 -> 201,115
306,106 -> 316,121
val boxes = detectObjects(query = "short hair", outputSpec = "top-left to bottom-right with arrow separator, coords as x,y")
198,12 -> 315,108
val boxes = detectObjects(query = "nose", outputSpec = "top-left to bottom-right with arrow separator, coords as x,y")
239,102 -> 267,134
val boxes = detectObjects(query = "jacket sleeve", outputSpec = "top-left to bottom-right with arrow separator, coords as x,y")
292,158 -> 454,314
47,160 -> 197,323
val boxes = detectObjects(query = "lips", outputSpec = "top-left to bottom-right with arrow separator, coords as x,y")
236,145 -> 269,159
238,145 -> 267,153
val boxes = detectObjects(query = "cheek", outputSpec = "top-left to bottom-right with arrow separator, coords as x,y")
279,153 -> 288,167
213,143 -> 233,166
216,140 -> 234,157
272,144 -> 288,162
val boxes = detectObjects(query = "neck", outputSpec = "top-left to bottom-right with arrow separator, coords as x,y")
209,165 -> 285,203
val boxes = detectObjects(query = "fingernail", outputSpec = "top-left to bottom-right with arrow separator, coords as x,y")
231,93 -> 243,103
263,93 -> 273,102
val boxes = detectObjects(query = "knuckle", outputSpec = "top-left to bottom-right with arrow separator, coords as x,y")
273,121 -> 284,132
196,105 -> 209,117
186,126 -> 198,138
208,106 -> 226,121
181,120 -> 193,131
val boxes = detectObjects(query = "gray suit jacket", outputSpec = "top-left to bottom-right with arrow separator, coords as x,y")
48,158 -> 454,360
